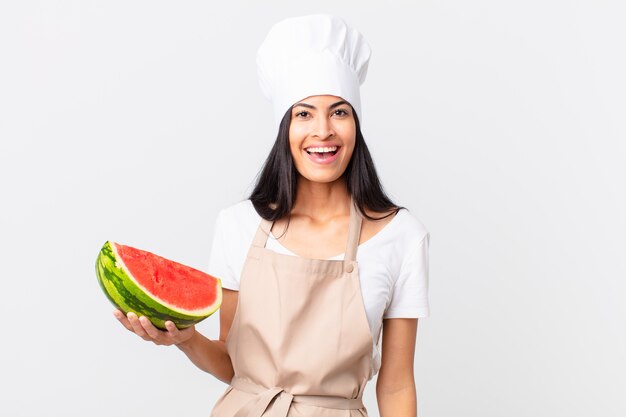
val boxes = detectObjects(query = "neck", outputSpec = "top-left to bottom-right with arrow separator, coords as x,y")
292,177 -> 351,222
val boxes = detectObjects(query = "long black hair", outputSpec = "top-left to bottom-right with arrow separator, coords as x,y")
248,105 -> 406,225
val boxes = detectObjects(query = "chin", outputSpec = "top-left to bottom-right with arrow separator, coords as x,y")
301,173 -> 343,184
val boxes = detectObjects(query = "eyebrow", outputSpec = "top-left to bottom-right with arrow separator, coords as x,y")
292,100 -> 349,110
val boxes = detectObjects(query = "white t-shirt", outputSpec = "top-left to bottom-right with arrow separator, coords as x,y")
207,199 -> 430,378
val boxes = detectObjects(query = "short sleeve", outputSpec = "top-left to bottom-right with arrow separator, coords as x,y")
207,210 -> 240,291
383,232 -> 430,318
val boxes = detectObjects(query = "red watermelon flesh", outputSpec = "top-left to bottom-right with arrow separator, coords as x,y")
113,242 -> 219,314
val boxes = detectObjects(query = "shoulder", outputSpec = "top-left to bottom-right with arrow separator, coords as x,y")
216,199 -> 260,226
391,209 -> 430,267
356,206 -> 429,274
208,200 -> 261,289
395,208 -> 429,243
213,199 -> 263,247
367,206 -> 429,246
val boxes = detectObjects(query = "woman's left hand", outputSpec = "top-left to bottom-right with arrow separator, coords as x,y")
114,309 -> 197,346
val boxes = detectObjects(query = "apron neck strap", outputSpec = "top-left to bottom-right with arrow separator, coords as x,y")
253,217 -> 273,249
251,196 -> 363,262
344,196 -> 363,263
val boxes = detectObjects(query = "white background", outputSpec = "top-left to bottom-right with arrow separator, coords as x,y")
1,1 -> 624,416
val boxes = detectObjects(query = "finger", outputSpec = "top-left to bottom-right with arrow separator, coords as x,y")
127,312 -> 151,340
139,316 -> 164,343
178,325 -> 196,343
167,321 -> 196,345
164,320 -> 180,337
113,310 -> 133,331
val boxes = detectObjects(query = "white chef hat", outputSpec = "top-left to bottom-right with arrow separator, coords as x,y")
256,14 -> 372,133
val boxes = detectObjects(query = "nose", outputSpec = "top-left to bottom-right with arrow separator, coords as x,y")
312,115 -> 335,139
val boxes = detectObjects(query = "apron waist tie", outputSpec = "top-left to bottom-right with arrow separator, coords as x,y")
230,376 -> 365,417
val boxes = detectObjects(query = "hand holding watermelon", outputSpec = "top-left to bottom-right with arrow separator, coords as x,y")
113,309 -> 197,346
95,241 -> 223,331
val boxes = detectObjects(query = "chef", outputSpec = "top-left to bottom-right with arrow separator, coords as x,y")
115,13 -> 430,417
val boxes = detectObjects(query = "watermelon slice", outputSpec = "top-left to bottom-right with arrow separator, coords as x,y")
95,241 -> 222,330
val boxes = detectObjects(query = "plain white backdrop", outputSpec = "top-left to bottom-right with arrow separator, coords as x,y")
1,1 -> 624,416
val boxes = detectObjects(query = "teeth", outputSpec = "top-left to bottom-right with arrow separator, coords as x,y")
306,146 -> 338,153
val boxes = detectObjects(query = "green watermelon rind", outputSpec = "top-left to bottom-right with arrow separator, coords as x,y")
95,241 -> 221,330
109,241 -> 223,316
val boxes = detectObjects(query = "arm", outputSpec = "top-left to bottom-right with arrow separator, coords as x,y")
376,318 -> 419,417
175,288 -> 238,383
114,208 -> 241,383
114,287 -> 238,384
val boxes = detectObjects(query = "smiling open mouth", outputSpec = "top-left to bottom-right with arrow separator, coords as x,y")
305,146 -> 340,159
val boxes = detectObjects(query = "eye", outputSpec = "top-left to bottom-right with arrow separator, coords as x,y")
294,110 -> 310,118
334,108 -> 349,116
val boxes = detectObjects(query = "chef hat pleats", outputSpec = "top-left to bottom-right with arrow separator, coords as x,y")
256,14 -> 372,132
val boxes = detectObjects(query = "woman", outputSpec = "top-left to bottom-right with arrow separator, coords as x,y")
114,14 -> 430,417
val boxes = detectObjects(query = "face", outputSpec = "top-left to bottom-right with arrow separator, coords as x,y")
288,95 -> 356,184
